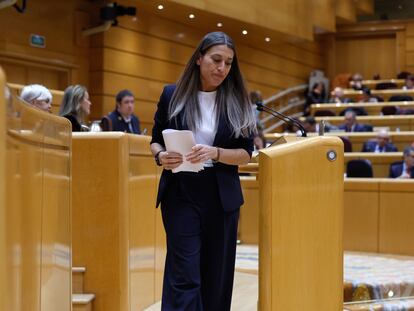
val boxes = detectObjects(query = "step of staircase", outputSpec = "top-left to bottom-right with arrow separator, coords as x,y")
72,293 -> 95,311
72,266 -> 86,294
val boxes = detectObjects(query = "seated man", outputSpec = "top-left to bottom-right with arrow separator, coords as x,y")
339,110 -> 372,132
329,87 -> 350,104
350,73 -> 364,91
361,130 -> 398,153
20,84 -> 52,113
389,146 -> 414,179
101,89 -> 141,134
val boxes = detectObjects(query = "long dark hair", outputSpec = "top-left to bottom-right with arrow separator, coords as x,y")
168,31 -> 256,138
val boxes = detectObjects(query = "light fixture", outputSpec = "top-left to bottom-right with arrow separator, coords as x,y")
265,37 -> 271,42
82,2 -> 137,36
217,22 -> 223,27
189,13 -> 195,19
242,30 -> 248,35
157,4 -> 164,10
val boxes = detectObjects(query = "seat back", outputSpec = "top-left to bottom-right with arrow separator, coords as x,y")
346,159 -> 373,178
389,95 -> 414,102
381,106 -> 397,115
375,82 -> 397,90
339,136 -> 353,152
314,109 -> 336,116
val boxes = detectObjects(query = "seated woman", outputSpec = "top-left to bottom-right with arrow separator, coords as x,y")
59,85 -> 92,132
20,84 -> 52,113
304,82 -> 326,115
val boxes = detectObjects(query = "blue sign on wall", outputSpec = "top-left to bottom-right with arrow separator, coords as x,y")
30,34 -> 46,48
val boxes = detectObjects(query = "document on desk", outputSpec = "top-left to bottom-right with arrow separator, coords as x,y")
162,129 -> 204,173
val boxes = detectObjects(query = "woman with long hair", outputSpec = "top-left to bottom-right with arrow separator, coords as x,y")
59,84 -> 91,132
150,31 -> 256,310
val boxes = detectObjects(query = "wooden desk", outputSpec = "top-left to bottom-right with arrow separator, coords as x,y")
310,101 -> 414,116
344,178 -> 414,255
343,89 -> 414,101
265,132 -> 414,153
312,115 -> 414,131
356,79 -> 405,89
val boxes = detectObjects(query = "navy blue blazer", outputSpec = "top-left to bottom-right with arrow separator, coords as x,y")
339,123 -> 373,132
361,141 -> 398,152
101,110 -> 141,134
150,85 -> 254,212
389,161 -> 414,178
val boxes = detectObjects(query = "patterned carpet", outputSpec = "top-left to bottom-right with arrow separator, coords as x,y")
145,245 -> 414,310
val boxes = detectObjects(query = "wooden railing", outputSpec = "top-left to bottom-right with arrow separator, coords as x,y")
1,67 -> 72,311
310,101 -> 414,116
72,133 -> 165,311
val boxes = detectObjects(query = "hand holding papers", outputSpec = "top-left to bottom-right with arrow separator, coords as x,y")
162,129 -> 204,173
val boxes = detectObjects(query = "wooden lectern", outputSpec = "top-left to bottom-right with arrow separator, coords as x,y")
258,136 -> 343,311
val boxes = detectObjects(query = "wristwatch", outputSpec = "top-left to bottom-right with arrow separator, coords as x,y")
155,150 -> 163,166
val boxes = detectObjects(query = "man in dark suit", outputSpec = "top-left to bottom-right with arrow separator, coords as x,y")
339,110 -> 372,132
389,146 -> 414,178
101,89 -> 141,134
362,130 -> 398,152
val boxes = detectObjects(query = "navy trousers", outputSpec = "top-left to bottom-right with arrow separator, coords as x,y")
161,168 -> 239,311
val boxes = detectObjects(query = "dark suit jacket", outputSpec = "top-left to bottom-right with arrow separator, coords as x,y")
63,114 -> 82,132
101,110 -> 141,134
339,123 -> 372,132
150,84 -> 254,212
362,141 -> 398,152
389,161 -> 414,178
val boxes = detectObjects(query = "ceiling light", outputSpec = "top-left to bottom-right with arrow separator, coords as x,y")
189,13 -> 195,19
242,30 -> 248,35
217,22 -> 223,27
265,37 -> 271,42
157,4 -> 164,10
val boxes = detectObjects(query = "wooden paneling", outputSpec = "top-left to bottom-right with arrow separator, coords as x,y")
335,35 -> 396,79
344,179 -> 414,256
0,68 -> 6,311
324,20 -> 414,82
379,181 -> 414,255
168,0 -> 314,40
239,177 -> 259,244
0,0 -> 93,88
356,0 -> 374,15
344,179 -> 379,252
312,0 -> 336,32
336,0 -> 357,23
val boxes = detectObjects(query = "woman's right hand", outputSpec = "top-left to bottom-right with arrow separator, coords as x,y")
159,151 -> 183,170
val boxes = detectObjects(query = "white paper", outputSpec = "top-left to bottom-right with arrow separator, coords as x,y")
162,129 -> 204,173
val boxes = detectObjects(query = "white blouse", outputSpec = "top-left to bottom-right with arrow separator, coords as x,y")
194,90 -> 217,166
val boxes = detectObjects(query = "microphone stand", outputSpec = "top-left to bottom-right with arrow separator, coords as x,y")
256,102 -> 307,137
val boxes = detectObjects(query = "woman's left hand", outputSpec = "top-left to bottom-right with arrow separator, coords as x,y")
186,144 -> 218,163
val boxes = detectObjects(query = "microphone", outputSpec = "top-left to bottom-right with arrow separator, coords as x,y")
256,102 -> 307,137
